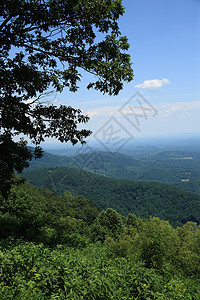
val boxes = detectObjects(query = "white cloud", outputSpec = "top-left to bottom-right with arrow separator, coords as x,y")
135,78 -> 170,90
86,106 -> 119,118
157,100 -> 200,118
87,111 -> 99,118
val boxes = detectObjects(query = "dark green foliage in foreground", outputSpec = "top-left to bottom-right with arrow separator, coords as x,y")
22,167 -> 200,227
0,178 -> 101,245
0,240 -> 200,299
1,181 -> 200,298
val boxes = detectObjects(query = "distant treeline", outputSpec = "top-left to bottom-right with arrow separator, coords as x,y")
22,167 -> 200,227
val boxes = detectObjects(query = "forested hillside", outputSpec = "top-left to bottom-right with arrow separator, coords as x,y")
1,180 -> 200,298
22,167 -> 200,227
26,150 -> 200,194
0,178 -> 101,243
27,149 -> 72,169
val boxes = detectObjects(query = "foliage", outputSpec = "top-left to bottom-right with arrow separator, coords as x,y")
96,208 -> 123,232
1,181 -> 200,298
22,166 -> 200,226
0,238 -> 200,299
0,0 -> 133,195
0,180 -> 101,245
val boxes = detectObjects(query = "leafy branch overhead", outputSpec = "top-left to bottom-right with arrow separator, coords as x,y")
0,0 -> 133,195
0,0 -> 133,96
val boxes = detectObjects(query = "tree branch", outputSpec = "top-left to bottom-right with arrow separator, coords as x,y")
0,15 -> 13,31
20,43 -> 99,77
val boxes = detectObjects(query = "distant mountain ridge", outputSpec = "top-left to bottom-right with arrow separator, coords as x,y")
22,166 -> 200,227
25,149 -> 200,194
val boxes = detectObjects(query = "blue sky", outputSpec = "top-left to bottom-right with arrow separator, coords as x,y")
52,0 -> 200,143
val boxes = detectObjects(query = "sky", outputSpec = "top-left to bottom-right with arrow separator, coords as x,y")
47,0 -> 200,147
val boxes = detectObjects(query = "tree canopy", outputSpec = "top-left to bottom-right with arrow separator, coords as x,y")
0,0 -> 133,195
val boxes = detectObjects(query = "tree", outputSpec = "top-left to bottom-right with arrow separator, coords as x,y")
0,0 -> 133,196
97,208 -> 123,232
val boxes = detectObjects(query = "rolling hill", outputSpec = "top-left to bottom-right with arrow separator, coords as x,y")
26,149 -> 200,194
22,166 -> 200,227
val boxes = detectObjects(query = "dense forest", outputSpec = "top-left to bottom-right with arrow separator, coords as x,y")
1,179 -> 200,298
22,166 -> 200,227
26,149 -> 200,195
